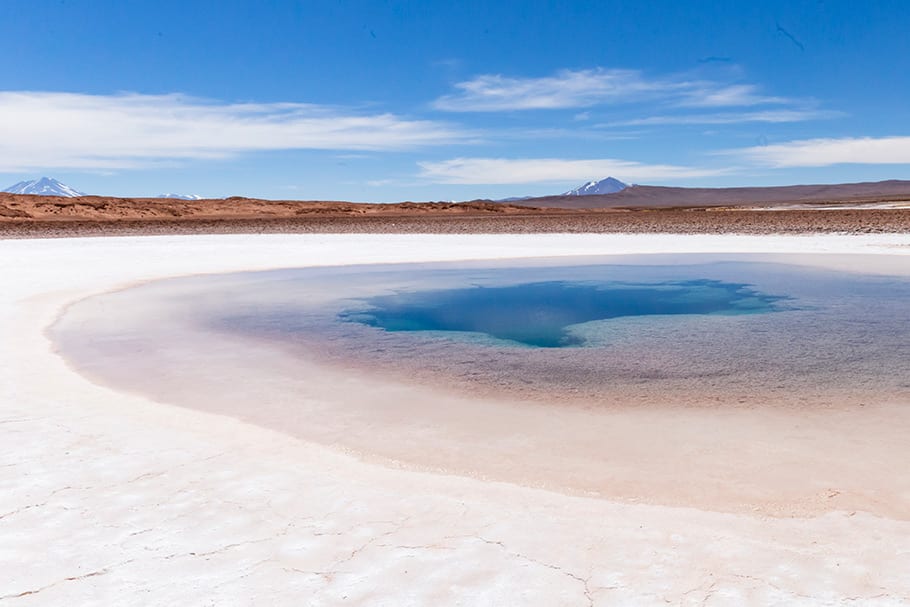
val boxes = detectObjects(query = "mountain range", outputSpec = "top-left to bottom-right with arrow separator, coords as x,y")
4,176 -> 910,210
504,179 -> 910,209
2,178 -> 204,200
563,177 -> 629,196
3,177 -> 85,197
497,177 -> 629,201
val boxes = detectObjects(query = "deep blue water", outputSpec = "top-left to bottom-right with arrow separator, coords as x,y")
341,279 -> 787,348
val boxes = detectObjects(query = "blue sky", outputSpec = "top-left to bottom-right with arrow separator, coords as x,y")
1,0 -> 909,201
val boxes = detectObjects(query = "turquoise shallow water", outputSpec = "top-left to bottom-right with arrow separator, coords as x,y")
51,254 -> 910,407
341,279 -> 787,348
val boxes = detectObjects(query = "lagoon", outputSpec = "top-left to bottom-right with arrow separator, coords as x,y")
45,247 -> 910,519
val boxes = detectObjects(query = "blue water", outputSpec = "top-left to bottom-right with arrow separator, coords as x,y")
342,279 -> 787,348
51,255 -> 910,408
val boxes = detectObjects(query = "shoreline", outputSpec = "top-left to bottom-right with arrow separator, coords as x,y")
5,233 -> 910,604
51,250 -> 910,519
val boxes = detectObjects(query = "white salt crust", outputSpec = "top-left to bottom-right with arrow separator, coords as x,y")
3,233 -> 910,606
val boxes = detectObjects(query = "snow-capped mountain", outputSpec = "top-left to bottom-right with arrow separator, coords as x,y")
563,177 -> 628,196
3,177 -> 85,197
157,193 -> 203,200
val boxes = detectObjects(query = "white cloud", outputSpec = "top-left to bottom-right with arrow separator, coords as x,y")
433,69 -> 683,111
433,68 -> 793,112
418,157 -> 723,185
605,109 -> 841,127
679,84 -> 786,108
732,136 -> 910,167
0,92 -> 468,171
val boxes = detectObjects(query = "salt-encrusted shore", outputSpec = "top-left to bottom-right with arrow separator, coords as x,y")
3,233 -> 910,605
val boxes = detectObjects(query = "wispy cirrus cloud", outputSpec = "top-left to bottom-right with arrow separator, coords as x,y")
678,84 -> 786,108
432,68 -> 795,112
731,136 -> 910,167
603,108 -> 843,127
433,68 -> 677,111
418,157 -> 724,185
0,91 -> 471,171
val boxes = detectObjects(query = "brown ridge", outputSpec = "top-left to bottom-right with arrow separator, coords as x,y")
517,179 -> 910,209
1,183 -> 909,238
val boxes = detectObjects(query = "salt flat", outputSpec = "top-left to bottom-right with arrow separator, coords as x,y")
3,233 -> 910,606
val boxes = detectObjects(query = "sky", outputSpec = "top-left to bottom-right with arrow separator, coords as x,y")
1,0 -> 910,201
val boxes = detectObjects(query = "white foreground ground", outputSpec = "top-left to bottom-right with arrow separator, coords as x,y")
2,233 -> 910,606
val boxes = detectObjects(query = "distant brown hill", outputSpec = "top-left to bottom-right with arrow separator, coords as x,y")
2,179 -> 909,229
509,179 -> 910,209
2,189 -> 908,239
0,193 -> 539,222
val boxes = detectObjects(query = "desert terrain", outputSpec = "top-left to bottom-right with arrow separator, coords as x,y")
1,188 -> 909,238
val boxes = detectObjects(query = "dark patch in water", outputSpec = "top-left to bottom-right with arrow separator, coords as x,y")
341,279 -> 786,348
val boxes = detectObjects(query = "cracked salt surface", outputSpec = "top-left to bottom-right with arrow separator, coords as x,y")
4,234 -> 910,605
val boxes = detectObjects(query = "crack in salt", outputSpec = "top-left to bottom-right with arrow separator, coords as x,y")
1,570 -> 107,601
452,534 -> 596,607
0,486 -> 74,521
